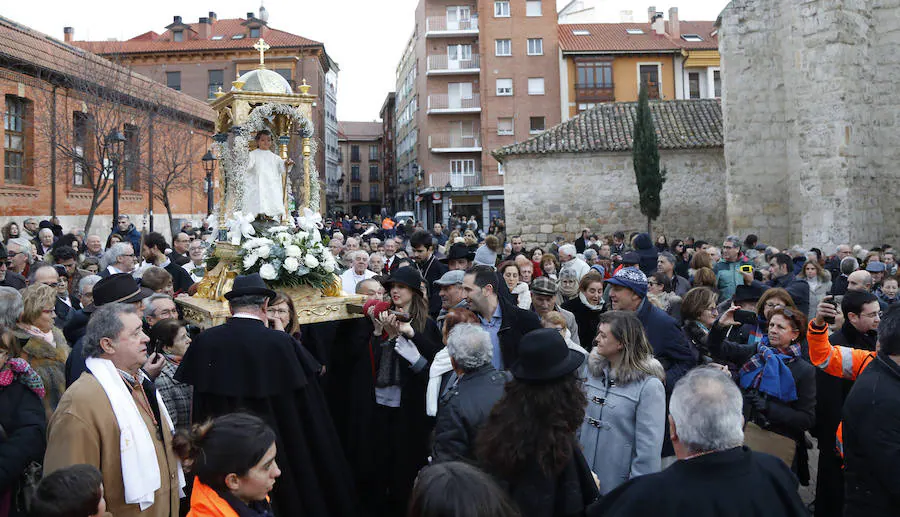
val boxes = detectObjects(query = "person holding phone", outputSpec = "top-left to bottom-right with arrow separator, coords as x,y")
149,318 -> 193,430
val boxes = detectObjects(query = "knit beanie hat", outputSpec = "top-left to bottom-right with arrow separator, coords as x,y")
474,244 -> 498,267
605,267 -> 649,298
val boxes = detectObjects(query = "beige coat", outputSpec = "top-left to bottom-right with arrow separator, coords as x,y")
14,327 -> 69,420
44,373 -> 180,517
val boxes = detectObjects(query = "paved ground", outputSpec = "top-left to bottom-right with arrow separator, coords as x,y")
800,434 -> 819,509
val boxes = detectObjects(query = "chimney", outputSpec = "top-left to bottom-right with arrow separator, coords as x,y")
648,6 -> 656,23
63,26 -> 74,43
247,11 -> 255,19
669,7 -> 680,38
198,17 -> 210,38
208,11 -> 217,23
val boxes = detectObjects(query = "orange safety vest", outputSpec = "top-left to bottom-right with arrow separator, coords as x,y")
187,479 -> 270,517
807,321 -> 876,460
382,217 -> 395,230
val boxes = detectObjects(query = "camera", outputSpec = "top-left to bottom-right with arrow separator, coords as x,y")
739,264 -> 754,274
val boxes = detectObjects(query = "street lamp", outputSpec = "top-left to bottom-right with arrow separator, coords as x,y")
201,149 -> 217,216
105,128 -> 126,225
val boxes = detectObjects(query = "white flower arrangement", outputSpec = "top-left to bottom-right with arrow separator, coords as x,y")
235,208 -> 335,289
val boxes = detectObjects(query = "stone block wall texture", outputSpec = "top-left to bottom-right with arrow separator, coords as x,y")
720,0 -> 900,250
503,150 -> 727,248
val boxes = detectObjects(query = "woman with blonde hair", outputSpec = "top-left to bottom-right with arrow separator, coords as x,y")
13,283 -> 69,418
798,260 -> 831,318
691,267 -> 717,289
578,311 -> 666,494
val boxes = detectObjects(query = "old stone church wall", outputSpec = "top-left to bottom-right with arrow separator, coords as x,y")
503,149 -> 727,247
720,0 -> 900,250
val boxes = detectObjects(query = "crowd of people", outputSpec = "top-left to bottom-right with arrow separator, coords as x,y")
1,214 -> 898,517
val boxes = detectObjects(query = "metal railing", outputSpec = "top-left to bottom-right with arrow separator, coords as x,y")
427,53 -> 480,72
425,15 -> 478,33
428,132 -> 481,150
429,170 -> 483,188
427,93 -> 481,111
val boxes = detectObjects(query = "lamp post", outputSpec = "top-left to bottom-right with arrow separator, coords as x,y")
201,149 -> 217,216
105,128 -> 126,225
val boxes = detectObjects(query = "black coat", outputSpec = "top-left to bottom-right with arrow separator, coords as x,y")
164,261 -> 194,295
768,275 -> 810,316
417,255 -> 448,320
561,296 -> 604,352
62,309 -> 89,348
176,317 -> 361,517
842,353 -> 900,517
589,447 -> 807,517
497,297 -> 543,369
0,272 -> 26,290
432,365 -> 510,463
0,381 -> 46,517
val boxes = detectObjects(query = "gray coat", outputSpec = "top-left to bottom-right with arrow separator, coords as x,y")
579,351 -> 666,495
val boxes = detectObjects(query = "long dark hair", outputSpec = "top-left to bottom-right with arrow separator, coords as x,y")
407,462 -> 521,517
270,291 -> 300,335
391,283 -> 429,334
173,413 -> 276,492
149,319 -> 187,354
475,375 -> 586,478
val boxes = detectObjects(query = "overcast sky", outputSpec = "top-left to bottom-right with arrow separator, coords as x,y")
3,0 -> 729,121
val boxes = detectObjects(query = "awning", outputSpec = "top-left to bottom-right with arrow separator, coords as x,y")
684,50 -> 720,68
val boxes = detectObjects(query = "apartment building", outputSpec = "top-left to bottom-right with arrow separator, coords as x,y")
394,0 -> 561,228
558,7 -> 720,119
70,9 -> 339,202
325,69 -> 341,209
336,122 -> 384,218
380,93 -> 398,215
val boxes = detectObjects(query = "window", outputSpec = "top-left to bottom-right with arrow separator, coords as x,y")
211,35 -> 224,40
173,30 -> 184,42
682,34 -> 704,42
275,68 -> 292,87
351,165 -> 360,181
638,64 -> 661,99
72,112 -> 90,186
527,77 -> 545,95
231,34 -> 245,39
208,69 -> 224,99
451,159 -> 475,175
351,186 -> 360,201
713,70 -> 722,98
498,162 -> 505,176
123,124 -> 139,190
369,164 -> 379,181
576,60 -> 613,88
250,27 -> 260,38
529,116 -> 545,134
4,96 -> 27,184
527,38 -> 543,56
688,72 -> 701,99
370,184 -> 379,200
369,145 -> 379,160
526,0 -> 542,16
496,78 -> 513,96
494,1 -> 510,17
626,28 -> 644,35
495,39 -> 511,56
497,117 -> 514,136
573,30 -> 590,36
166,71 -> 181,91
351,145 -> 360,162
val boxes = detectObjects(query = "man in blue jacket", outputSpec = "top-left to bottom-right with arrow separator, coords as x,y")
107,215 -> 142,256
714,235 -> 753,301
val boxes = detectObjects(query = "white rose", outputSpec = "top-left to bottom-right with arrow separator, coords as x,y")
257,245 -> 271,259
286,245 -> 302,257
322,258 -> 335,273
259,263 -> 278,280
243,252 -> 259,269
304,254 -> 320,269
277,232 -> 292,246
295,231 -> 309,242
283,256 -> 300,272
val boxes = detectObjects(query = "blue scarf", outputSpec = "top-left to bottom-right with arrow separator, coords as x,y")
739,343 -> 801,402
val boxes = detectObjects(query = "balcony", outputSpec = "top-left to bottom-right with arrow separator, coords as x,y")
428,133 -> 482,153
575,83 -> 616,103
427,54 -> 480,75
427,94 -> 481,114
425,15 -> 478,38
429,170 -> 483,188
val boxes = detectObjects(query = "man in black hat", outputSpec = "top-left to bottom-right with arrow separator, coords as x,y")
530,276 -> 580,346
0,243 -> 26,290
440,242 -> 475,271
176,273 -> 360,517
65,273 -> 156,386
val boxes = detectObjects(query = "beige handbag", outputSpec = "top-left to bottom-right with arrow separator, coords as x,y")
743,422 -> 797,466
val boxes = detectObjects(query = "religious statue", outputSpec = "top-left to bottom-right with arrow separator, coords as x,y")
244,129 -> 295,220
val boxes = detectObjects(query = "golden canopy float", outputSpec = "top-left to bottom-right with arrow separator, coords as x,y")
178,38 -> 363,329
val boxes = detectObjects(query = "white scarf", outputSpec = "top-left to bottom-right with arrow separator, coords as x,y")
426,347 -> 454,417
85,357 -> 185,510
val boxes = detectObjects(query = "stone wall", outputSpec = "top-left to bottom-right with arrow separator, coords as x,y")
720,0 -> 900,250
503,149 -> 727,247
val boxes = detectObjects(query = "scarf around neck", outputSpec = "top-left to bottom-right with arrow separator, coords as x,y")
0,358 -> 45,398
19,324 -> 55,347
739,342 -> 802,402
578,292 -> 604,312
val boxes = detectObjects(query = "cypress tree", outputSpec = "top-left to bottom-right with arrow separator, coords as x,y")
632,85 -> 667,235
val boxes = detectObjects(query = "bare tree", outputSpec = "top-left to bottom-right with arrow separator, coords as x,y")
144,115 -> 203,235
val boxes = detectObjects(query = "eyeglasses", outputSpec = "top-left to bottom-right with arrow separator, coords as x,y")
722,245 -> 736,250
267,308 -> 290,316
705,306 -> 719,313
861,310 -> 883,319
765,302 -> 786,310
41,308 -> 55,314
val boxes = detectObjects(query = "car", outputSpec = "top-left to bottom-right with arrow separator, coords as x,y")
394,211 -> 416,225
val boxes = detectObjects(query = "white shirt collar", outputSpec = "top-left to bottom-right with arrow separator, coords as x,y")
231,313 -> 265,323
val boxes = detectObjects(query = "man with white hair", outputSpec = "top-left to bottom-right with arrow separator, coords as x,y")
590,366 -> 807,516
35,228 -> 55,260
99,242 -> 137,278
339,250 -> 375,295
431,324 -> 510,463
6,237 -> 33,277
0,243 -> 27,290
83,234 -> 104,261
558,243 -> 590,280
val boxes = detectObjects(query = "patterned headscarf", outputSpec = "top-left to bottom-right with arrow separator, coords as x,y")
0,358 -> 46,399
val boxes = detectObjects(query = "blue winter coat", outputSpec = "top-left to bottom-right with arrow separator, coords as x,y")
635,299 -> 696,394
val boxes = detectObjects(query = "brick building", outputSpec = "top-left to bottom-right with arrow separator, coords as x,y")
394,0 -> 561,229
69,8 -> 339,210
0,15 -> 214,238
379,92 -> 398,215
336,122 -> 384,218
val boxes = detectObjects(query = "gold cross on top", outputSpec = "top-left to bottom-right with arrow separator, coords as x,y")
253,38 -> 271,68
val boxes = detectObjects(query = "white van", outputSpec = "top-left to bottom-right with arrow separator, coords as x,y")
394,211 -> 416,224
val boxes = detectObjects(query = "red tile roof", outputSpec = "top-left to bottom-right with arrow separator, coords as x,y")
74,18 -> 322,55
559,21 -> 718,53
338,121 -> 382,141
0,16 -> 214,123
